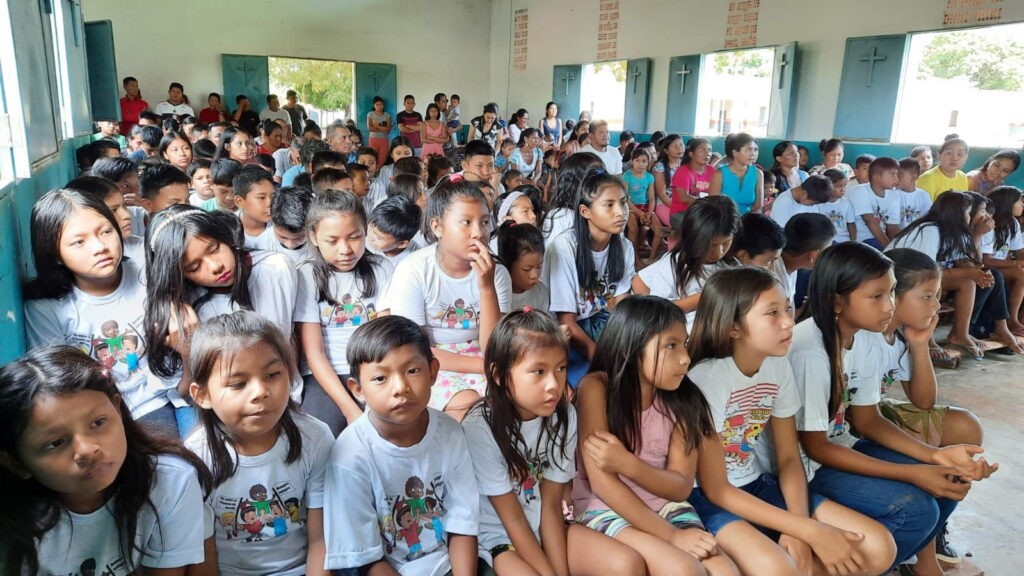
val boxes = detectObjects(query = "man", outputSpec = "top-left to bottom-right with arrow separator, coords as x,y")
396,95 -> 423,157
259,94 -> 291,124
282,89 -> 308,135
153,82 -> 195,119
579,119 -> 623,175
233,94 -> 261,137
119,76 -> 148,135
325,121 -> 354,158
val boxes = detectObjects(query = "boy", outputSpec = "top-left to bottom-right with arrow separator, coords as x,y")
233,164 -> 276,249
324,316 -> 481,575
852,153 -> 876,185
396,94 -> 424,156
774,213 -> 836,313
312,167 -> 353,195
848,156 -> 902,249
394,156 -> 427,181
447,94 -> 462,147
729,212 -> 786,270
92,120 -> 128,151
817,168 -> 858,243
368,195 -> 422,267
460,140 -> 498,190
282,138 -> 331,186
347,163 -> 373,205
494,140 -> 516,173
91,157 -> 148,236
128,125 -> 162,164
357,146 -> 379,178
268,186 -> 313,265
138,163 -> 190,217
311,150 -> 347,175
204,158 -> 242,212
768,174 -> 833,228
896,156 -> 933,229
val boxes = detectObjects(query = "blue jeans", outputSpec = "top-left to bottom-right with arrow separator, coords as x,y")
137,403 -> 179,438
809,440 -> 957,568
175,405 -> 197,439
567,310 -> 610,388
689,473 -> 827,537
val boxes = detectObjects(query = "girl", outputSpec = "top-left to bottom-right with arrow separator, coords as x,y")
541,152 -> 604,242
24,190 -> 178,436
538,101 -> 563,147
809,139 -> 854,179
387,173 -> 428,210
257,120 -> 285,156
497,222 -> 549,311
687,268 -> 896,576
769,141 -> 808,195
540,149 -> 560,204
967,149 -> 1021,195
64,175 -> 144,261
632,196 -> 739,328
510,128 -> 544,184
652,134 -> 684,227
187,159 -> 215,206
792,242 -> 988,574
574,296 -> 738,576
0,346 -> 213,576
622,148 -> 662,267
427,154 -> 454,190
377,136 -> 414,185
420,103 -> 447,160
494,187 -> 540,229
545,170 -> 636,386
911,146 -> 934,174
366,96 -> 392,166
463,310 -> 643,575
161,131 -> 194,171
495,140 -> 516,173
382,176 -> 513,421
186,311 -> 333,576
214,126 -> 256,165
295,190 -> 392,436
819,168 -> 857,243
560,120 -> 589,158
917,135 -> 970,201
669,137 -> 713,225
709,133 -> 763,215
502,169 -> 524,195
981,186 -> 1024,332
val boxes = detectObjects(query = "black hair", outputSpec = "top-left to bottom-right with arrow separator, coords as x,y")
301,120 -> 322,139
728,212 -> 785,260
655,134 -> 683,173
823,168 -> 848,186
293,173 -> 312,189
370,195 -> 421,242
65,175 -> 120,203
232,164 -> 274,198
497,221 -> 544,268
387,173 -> 425,205
854,154 -> 876,169
476,310 -> 572,482
888,248 -> 941,300
256,155 -> 276,174
548,151 -> 604,214
345,163 -> 369,178
90,138 -> 120,157
724,132 -> 755,160
688,266 -> 783,366
213,126 -> 250,161
158,131 -> 192,158
235,94 -> 248,105
501,169 -> 523,192
139,111 -> 162,125
139,163 -> 188,200
311,167 -> 351,194
783,213 -> 836,256
868,156 -> 899,179
382,136 -> 414,166
211,158 -> 242,187
271,186 -> 314,233
496,184 -> 543,228
592,295 -> 714,454
423,176 -> 490,244
311,151 -> 345,174
186,158 -> 212,180
372,95 -> 384,105
356,146 -> 378,161
139,125 -> 163,148
122,76 -> 137,86
939,133 -> 968,155
188,310 -> 302,487
306,189 -> 380,304
463,139 -> 495,160
988,186 -> 1024,250
427,155 -> 453,188
192,139 -> 216,163
182,113 -> 197,125
892,191 -> 976,264
162,118 -> 180,134
897,156 -> 921,177
819,138 -> 844,155
801,174 -> 834,204
574,170 -> 627,296
803,242 -> 893,418
91,157 -> 137,183
671,196 -> 740,295
296,139 -> 328,168
517,127 -> 541,147
347,315 -> 434,380
393,156 -> 425,178
0,346 -> 213,576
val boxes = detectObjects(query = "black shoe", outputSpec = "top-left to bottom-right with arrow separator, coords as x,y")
897,564 -> 916,576
936,524 -> 961,565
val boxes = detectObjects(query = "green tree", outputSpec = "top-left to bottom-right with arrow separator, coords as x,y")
919,31 -> 1024,91
269,58 -> 354,114
594,60 -> 627,82
713,48 -> 773,77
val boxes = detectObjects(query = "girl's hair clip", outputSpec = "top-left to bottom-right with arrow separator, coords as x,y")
523,305 -> 534,313
448,173 -> 464,183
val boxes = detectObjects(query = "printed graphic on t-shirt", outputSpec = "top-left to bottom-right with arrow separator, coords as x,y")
319,292 -> 379,328
872,204 -> 890,226
74,555 -> 129,576
879,367 -> 898,397
830,374 -> 852,439
514,446 -> 551,505
70,316 -> 147,376
821,207 -> 847,228
720,383 -> 778,473
380,474 -> 448,562
432,298 -> 478,330
578,276 -> 615,318
903,205 -> 924,226
215,482 -> 306,542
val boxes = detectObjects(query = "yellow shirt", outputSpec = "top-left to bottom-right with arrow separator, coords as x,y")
917,167 -> 969,200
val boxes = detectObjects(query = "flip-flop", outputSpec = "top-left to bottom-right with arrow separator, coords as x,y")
929,347 -> 959,369
941,341 -> 983,361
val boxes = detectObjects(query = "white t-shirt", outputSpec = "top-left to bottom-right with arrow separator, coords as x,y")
262,232 -> 312,267
185,413 -> 334,576
244,223 -> 277,251
380,244 -> 513,345
33,455 -> 205,576
123,234 -> 146,265
816,198 -> 857,242
848,183 -> 901,242
769,190 -> 818,228
545,231 -> 635,320
771,257 -> 798,303
323,410 -> 480,575
259,108 -> 291,125
511,281 -> 551,312
462,405 -> 577,557
898,188 -> 932,229
367,242 -> 420,269
688,356 -> 801,487
274,147 -> 293,179
578,144 -> 623,175
541,208 -> 575,243
195,250 -> 298,340
638,253 -> 724,327
154,101 -> 196,118
130,205 -> 148,237
25,259 -> 171,419
859,330 -> 911,399
981,219 -> 1024,260
293,258 -> 394,375
886,223 -> 964,268
788,320 -> 879,479
366,179 -> 388,214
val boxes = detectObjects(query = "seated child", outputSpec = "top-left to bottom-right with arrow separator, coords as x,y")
368,195 -> 422,267
818,168 -> 857,242
897,157 -> 933,229
268,185 -> 314,264
728,212 -> 786,270
772,212 -> 836,310
312,167 -> 353,195
233,164 -> 277,249
187,158 -> 214,206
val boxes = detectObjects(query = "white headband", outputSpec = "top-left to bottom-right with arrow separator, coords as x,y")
497,191 -> 526,223
148,208 -> 206,251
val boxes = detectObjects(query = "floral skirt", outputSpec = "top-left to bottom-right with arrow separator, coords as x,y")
430,340 -> 486,410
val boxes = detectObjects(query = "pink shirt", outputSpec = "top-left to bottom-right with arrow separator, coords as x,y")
670,164 -> 713,214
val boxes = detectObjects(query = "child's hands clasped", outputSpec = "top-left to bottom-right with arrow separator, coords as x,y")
805,523 -> 865,575
669,527 -> 718,560
933,444 -> 998,481
910,464 -> 972,500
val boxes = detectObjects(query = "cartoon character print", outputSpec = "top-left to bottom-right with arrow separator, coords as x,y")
381,474 -> 449,563
719,385 -> 778,474
903,205 -> 923,227
830,374 -> 852,439
432,298 -> 479,330
873,205 -> 890,227
880,367 -> 898,397
88,319 -> 146,375
578,275 -> 613,318
320,292 -> 376,328
216,481 -> 305,543
512,447 -> 550,505
822,207 -> 846,228
76,555 -> 128,576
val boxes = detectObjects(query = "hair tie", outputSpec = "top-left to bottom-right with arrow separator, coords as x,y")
523,305 -> 534,313
448,173 -> 464,184
497,191 -> 526,224
148,208 -> 205,251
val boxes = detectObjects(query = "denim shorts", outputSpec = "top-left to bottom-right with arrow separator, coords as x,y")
689,472 -> 828,536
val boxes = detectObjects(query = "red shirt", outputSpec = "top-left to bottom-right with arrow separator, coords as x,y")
199,107 -> 224,124
119,96 -> 149,134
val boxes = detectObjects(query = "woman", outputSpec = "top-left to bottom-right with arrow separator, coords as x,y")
967,149 -> 1021,195
538,101 -> 563,148
213,126 -> 256,164
809,138 -> 854,179
769,140 -> 808,193
561,120 -> 590,159
652,134 -> 684,226
256,120 -> 284,156
508,108 -> 530,146
509,128 -> 544,183
366,96 -> 392,167
467,103 -> 505,149
420,103 -> 447,160
199,92 -> 226,124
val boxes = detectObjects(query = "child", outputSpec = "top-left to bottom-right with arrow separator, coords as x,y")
540,148 -> 560,203
346,162 -> 372,204
64,175 -> 143,262
268,185 -> 314,264
282,138 -> 330,187
623,147 -> 662,267
160,131 -> 194,172
311,167 -> 353,195
492,186 -> 540,233
911,145 -> 934,174
357,146 -> 379,179
709,132 -> 763,215
233,164 -> 277,249
496,221 -> 549,311
206,158 -> 243,212
851,154 -> 875,186
818,168 -> 857,243
545,170 -> 636,385
727,212 -> 785,270
541,153 -> 604,242
501,169 -> 523,196
772,213 -> 836,307
464,310 -> 642,574
381,177 -> 513,420
24,190 -> 178,435
981,186 -> 1024,333
295,190 -> 392,436
377,136 -> 414,185
494,140 -> 516,173
188,158 -> 215,205
687,267 -> 896,576
632,196 -> 739,328
768,174 -> 833,228
761,169 -> 778,214
669,137 -> 714,226
917,135 -> 969,201
323,316 -> 483,575
388,173 -> 428,209
186,311 -> 333,576
573,296 -> 738,575
791,243 -> 988,573
447,93 -> 462,147
427,155 -> 454,191
897,157 -> 933,229
139,163 -> 191,217
0,346 -> 212,576
394,156 -> 427,182
967,149 -> 1021,195
368,195 -> 422,267
848,156 -> 902,249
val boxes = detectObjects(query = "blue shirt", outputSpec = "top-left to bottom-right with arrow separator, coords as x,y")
720,164 -> 757,214
282,164 -> 306,186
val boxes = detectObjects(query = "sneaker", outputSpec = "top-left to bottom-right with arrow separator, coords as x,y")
936,524 -> 961,566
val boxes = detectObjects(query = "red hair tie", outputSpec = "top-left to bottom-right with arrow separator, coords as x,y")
523,306 -> 534,313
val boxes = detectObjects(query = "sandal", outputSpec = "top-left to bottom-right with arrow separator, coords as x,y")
929,346 -> 959,369
941,340 -> 984,361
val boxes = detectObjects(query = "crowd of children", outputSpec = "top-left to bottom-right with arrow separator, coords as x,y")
2,78 -> 1019,576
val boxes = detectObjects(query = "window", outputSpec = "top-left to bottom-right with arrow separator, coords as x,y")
580,61 -> 626,130
893,21 -> 1024,148
268,57 -> 354,125
695,47 -> 775,137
